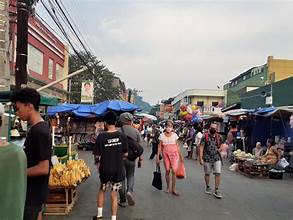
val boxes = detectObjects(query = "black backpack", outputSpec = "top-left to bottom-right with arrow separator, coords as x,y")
121,127 -> 144,161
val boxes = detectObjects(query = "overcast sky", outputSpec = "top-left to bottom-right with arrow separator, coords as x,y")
37,0 -> 293,105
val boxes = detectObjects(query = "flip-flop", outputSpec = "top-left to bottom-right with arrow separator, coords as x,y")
172,191 -> 180,196
164,189 -> 170,194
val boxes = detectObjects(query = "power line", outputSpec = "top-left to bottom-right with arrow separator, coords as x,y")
39,0 -> 114,100
58,0 -> 99,60
53,0 -> 101,74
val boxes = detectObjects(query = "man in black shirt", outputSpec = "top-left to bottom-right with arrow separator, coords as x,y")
12,88 -> 52,220
93,111 -> 128,220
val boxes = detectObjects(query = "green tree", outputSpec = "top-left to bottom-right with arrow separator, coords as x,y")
68,52 -> 121,103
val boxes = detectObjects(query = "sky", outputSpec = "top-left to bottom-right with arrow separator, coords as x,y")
37,0 -> 293,105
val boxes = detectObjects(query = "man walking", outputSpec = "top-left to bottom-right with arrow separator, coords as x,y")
12,88 -> 52,220
118,112 -> 143,207
94,111 -> 128,220
199,123 -> 223,199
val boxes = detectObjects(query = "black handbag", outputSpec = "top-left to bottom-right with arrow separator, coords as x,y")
152,165 -> 162,190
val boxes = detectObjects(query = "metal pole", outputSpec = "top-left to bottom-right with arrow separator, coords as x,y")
5,66 -> 88,107
92,68 -> 95,104
68,78 -> 71,103
37,66 -> 87,92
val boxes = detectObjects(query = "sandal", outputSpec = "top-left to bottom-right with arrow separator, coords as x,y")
172,191 -> 180,196
164,189 -> 170,194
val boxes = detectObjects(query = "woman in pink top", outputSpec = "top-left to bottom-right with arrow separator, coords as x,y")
156,121 -> 183,196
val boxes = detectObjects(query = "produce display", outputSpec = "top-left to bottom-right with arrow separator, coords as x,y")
233,149 -> 254,159
49,159 -> 91,187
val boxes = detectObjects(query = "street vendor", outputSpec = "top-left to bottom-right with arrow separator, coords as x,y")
252,142 -> 264,158
259,139 -> 280,165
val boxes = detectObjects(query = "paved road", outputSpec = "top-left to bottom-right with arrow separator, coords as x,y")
48,146 -> 293,220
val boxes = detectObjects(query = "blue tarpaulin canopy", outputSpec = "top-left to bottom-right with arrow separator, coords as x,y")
254,107 -> 277,116
48,104 -> 80,115
91,100 -> 141,115
48,100 -> 141,117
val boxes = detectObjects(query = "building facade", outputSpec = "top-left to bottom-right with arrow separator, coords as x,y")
9,0 -> 69,100
241,77 -> 293,109
224,56 -> 293,107
0,0 -> 10,91
171,89 -> 225,115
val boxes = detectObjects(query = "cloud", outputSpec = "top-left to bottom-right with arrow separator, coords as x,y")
38,1 -> 293,104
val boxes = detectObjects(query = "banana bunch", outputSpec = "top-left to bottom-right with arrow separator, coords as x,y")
49,159 -> 91,187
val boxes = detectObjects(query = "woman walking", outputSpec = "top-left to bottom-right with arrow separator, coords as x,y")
156,121 -> 183,196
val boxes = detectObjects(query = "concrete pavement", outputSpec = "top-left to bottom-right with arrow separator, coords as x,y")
48,146 -> 293,220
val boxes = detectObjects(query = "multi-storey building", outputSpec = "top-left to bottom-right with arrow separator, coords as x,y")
224,56 -> 293,107
171,89 -> 225,116
9,0 -> 69,100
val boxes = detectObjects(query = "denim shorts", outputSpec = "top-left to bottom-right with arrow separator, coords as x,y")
204,160 -> 222,174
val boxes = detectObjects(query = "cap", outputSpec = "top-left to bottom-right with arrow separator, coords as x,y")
120,112 -> 134,124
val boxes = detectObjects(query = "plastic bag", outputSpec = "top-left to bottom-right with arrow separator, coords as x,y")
229,163 -> 238,172
277,158 -> 290,169
176,161 -> 186,179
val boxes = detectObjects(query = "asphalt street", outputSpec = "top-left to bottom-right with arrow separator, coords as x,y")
48,145 -> 293,220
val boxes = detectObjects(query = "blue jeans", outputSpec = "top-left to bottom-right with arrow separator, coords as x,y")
119,159 -> 135,202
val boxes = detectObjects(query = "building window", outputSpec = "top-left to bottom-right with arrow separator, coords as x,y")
212,101 -> 219,107
48,58 -> 54,79
28,44 -> 43,74
197,101 -> 204,107
56,63 -> 63,80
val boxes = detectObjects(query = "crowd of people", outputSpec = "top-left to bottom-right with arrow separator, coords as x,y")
0,88 -> 287,220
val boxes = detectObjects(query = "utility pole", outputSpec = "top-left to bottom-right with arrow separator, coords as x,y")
15,0 -> 30,89
15,0 -> 38,89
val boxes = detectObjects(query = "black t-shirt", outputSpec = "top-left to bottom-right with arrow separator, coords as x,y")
95,131 -> 128,183
24,121 -> 52,206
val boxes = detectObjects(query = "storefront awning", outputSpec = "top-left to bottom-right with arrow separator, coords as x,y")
221,103 -> 241,113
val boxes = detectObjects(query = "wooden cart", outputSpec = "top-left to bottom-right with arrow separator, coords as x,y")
44,186 -> 78,215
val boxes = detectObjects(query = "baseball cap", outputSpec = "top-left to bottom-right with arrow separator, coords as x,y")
120,112 -> 134,124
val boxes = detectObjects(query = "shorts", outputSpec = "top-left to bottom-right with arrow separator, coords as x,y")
23,204 -> 43,220
100,181 -> 122,192
204,160 -> 222,175
162,150 -> 179,172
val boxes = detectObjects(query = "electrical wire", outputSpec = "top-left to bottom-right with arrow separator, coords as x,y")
40,0 -> 117,100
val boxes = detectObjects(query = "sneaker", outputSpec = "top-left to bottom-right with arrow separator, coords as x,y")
205,187 -> 212,195
126,192 -> 135,206
213,190 -> 223,199
118,201 -> 127,207
92,216 -> 102,220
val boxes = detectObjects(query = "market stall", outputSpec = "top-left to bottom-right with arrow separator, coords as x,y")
233,149 -> 271,178
45,159 -> 91,215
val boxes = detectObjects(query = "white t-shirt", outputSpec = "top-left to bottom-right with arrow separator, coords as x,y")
159,132 -> 179,146
195,132 -> 203,146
